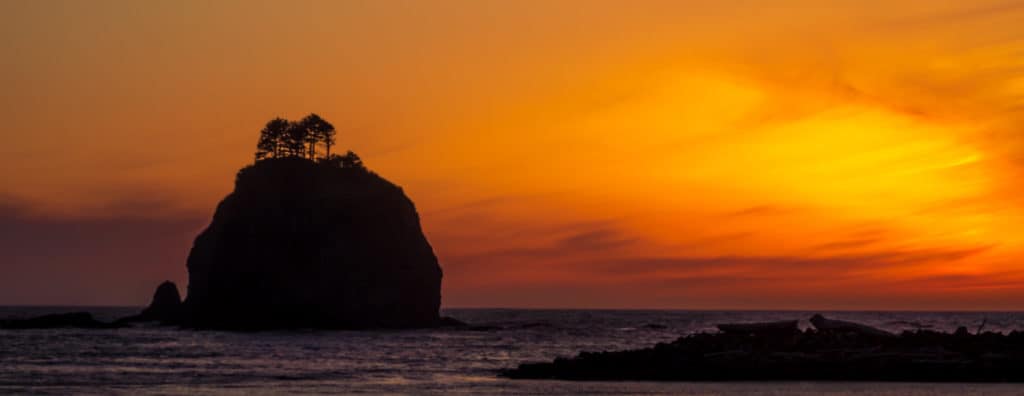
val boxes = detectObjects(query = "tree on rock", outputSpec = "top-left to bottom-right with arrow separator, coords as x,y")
256,117 -> 290,160
301,113 -> 336,158
283,122 -> 308,157
254,114 -> 343,163
340,151 -> 362,169
319,151 -> 365,170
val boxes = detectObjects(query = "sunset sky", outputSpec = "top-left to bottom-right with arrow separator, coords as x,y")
3,0 -> 1024,309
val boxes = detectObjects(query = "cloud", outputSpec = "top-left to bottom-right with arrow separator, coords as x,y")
722,205 -> 799,218
436,212 -> 1003,309
580,246 -> 991,280
812,237 -> 883,252
557,228 -> 638,251
424,196 -> 513,216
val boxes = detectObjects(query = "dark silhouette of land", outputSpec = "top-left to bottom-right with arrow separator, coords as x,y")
181,155 -> 442,329
173,114 -> 442,329
0,312 -> 121,329
504,314 -> 1024,382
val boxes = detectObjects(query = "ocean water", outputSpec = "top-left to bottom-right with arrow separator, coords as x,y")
2,307 -> 1024,395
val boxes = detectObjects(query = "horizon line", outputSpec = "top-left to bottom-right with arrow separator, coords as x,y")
3,304 -> 1022,314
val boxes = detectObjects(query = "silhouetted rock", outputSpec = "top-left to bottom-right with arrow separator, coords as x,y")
810,313 -> 894,338
1,312 -> 121,329
182,157 -> 442,330
503,315 -> 1024,382
116,281 -> 183,324
145,281 -> 183,318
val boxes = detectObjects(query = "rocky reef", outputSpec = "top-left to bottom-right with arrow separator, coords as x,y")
504,315 -> 1024,382
1,312 -> 121,329
181,157 -> 443,330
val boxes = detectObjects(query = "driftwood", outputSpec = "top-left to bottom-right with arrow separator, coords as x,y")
717,320 -> 799,335
810,314 -> 894,337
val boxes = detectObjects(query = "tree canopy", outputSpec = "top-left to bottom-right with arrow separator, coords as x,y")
254,114 -> 361,169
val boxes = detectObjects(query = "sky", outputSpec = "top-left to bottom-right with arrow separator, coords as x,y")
2,0 -> 1024,309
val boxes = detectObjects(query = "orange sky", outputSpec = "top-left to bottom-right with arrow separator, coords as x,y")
2,0 -> 1024,309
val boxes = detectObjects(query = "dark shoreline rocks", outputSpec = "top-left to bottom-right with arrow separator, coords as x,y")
503,314 -> 1024,382
1,312 -> 122,329
717,320 -> 798,336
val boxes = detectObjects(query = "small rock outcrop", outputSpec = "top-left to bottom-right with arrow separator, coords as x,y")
116,281 -> 183,324
181,157 -> 443,330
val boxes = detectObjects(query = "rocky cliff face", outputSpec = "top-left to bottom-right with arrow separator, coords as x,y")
182,157 -> 442,329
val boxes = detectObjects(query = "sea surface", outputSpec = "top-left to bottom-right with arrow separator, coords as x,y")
2,307 -> 1024,395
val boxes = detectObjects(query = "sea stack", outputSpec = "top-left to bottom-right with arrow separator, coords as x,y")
117,281 -> 183,324
182,156 -> 443,329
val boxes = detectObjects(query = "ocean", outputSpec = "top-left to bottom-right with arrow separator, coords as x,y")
2,307 -> 1024,395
